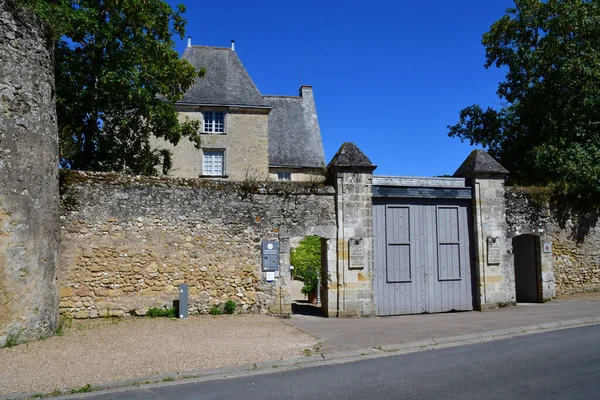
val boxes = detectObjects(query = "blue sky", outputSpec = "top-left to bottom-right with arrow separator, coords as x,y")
167,0 -> 515,177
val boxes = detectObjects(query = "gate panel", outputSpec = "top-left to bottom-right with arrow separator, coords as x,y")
374,199 -> 473,316
386,206 -> 411,283
374,204 -> 423,315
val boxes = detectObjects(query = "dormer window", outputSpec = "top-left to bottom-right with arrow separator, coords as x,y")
203,111 -> 225,133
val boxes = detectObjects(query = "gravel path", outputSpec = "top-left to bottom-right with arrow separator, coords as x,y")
0,315 -> 317,397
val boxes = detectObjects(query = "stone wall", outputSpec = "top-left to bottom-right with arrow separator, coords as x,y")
59,171 -> 336,318
0,0 -> 59,345
268,168 -> 326,183
506,187 -> 600,296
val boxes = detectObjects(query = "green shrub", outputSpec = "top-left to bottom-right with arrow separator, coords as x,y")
291,236 -> 322,280
146,306 -> 176,318
209,306 -> 222,315
291,236 -> 322,295
2,331 -> 20,348
223,299 -> 237,314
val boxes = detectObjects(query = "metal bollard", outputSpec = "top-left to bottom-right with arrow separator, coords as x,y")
179,284 -> 188,319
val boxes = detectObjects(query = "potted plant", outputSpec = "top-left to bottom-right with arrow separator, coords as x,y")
301,268 -> 319,304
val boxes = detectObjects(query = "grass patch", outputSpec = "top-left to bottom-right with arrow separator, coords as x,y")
3,331 -> 20,348
55,316 -> 72,336
146,306 -> 176,318
209,306 -> 222,315
70,384 -> 92,394
312,341 -> 323,353
303,348 -> 312,356
223,299 -> 237,314
162,377 -> 175,382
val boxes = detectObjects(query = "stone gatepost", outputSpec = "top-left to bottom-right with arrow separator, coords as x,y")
0,0 -> 59,345
454,150 -> 513,310
326,143 -> 376,317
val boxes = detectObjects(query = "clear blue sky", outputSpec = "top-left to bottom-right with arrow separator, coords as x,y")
167,0 -> 515,177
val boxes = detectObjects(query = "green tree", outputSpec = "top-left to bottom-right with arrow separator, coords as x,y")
20,0 -> 203,174
448,0 -> 600,198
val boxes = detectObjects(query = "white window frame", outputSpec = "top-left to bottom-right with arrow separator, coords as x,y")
277,171 -> 292,181
203,111 -> 225,133
202,149 -> 225,176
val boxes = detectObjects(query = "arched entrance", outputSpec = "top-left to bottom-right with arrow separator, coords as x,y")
513,234 -> 542,303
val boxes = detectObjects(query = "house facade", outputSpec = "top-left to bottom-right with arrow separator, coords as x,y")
153,41 -> 325,182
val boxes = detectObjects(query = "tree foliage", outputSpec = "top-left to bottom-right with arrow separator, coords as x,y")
19,0 -> 203,174
448,0 -> 600,198
291,236 -> 322,293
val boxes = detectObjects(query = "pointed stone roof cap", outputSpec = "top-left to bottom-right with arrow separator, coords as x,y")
328,142 -> 376,172
453,149 -> 509,178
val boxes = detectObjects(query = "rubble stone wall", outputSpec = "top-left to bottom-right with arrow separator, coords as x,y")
506,187 -> 600,295
59,171 -> 336,318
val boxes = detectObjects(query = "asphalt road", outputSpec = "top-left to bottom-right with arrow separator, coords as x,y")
73,325 -> 600,400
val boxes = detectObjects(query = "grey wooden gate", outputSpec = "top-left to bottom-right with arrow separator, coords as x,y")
373,198 -> 473,315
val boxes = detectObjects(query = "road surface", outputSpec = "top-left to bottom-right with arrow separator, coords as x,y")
72,325 -> 600,400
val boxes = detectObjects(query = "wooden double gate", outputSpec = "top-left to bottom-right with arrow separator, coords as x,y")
373,197 -> 474,316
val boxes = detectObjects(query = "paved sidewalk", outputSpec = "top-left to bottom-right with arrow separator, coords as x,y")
286,293 -> 600,353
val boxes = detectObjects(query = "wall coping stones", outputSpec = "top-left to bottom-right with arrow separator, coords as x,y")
60,170 -> 335,196
373,176 -> 468,188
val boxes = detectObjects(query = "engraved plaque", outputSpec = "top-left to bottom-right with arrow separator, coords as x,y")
487,237 -> 501,265
349,238 -> 365,270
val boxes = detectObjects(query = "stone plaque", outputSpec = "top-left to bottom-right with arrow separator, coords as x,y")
487,237 -> 501,265
543,242 -> 552,253
349,238 -> 365,269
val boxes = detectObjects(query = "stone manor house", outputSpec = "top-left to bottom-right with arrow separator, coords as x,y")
152,39 -> 326,182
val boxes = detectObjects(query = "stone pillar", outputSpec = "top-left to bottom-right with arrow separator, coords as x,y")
327,143 -> 376,317
454,150 -> 513,310
269,232 -> 291,317
0,0 -> 59,345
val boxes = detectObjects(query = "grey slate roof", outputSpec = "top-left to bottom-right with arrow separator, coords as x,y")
453,149 -> 509,177
179,45 -> 326,169
328,142 -> 376,170
263,93 -> 325,168
179,46 -> 265,106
